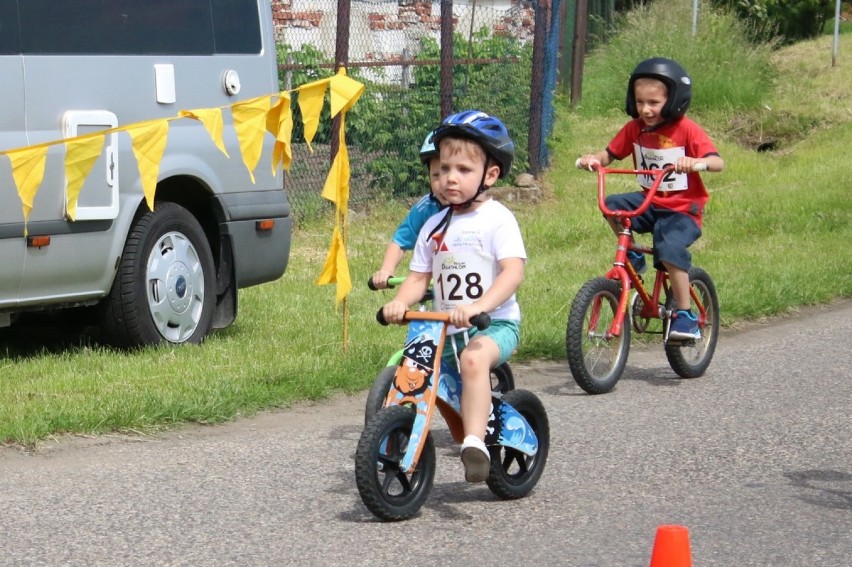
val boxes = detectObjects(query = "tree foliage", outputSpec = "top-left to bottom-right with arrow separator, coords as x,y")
709,0 -> 836,44
276,30 -> 532,198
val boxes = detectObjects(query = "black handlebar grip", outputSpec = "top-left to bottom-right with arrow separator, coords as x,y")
376,308 -> 389,326
470,313 -> 491,331
367,277 -> 378,291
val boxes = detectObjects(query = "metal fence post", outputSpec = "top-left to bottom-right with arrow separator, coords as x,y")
570,0 -> 588,107
331,0 -> 351,161
440,0 -> 454,118
528,0 -> 547,176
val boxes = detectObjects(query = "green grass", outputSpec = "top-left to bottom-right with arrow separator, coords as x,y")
2,1 -> 851,447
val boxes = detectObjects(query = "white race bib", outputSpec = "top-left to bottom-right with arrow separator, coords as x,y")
633,144 -> 688,191
433,249 -> 496,313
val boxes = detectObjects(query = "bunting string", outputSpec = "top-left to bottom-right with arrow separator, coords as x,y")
0,68 -> 364,320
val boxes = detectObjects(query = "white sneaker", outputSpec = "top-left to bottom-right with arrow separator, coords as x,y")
460,435 -> 491,483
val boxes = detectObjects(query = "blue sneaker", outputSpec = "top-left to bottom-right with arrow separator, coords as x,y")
669,310 -> 701,340
626,251 -> 647,275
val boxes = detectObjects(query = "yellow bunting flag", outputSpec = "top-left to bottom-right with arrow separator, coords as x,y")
297,79 -> 328,150
231,95 -> 271,184
127,120 -> 169,212
179,108 -> 229,158
316,225 -> 352,305
316,70 -> 362,304
266,93 -> 293,174
64,135 -> 105,220
329,68 -> 365,117
321,114 -> 351,207
8,146 -> 48,235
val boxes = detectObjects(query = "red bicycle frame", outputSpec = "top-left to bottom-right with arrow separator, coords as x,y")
592,165 -> 708,339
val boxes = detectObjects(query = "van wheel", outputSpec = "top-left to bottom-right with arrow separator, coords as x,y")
99,202 -> 215,347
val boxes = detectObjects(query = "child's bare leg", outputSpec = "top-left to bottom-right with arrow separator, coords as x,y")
663,262 -> 691,310
607,217 -> 637,248
458,335 -> 500,440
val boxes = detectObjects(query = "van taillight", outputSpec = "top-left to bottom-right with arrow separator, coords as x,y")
27,235 -> 51,248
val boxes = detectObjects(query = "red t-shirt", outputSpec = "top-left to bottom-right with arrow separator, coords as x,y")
606,117 -> 719,226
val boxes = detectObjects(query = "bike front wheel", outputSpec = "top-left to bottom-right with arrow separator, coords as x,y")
355,406 -> 435,521
566,277 -> 631,394
665,267 -> 720,378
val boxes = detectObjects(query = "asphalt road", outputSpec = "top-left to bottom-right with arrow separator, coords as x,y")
1,301 -> 850,566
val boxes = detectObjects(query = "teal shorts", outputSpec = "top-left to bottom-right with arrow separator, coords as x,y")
441,319 -> 520,369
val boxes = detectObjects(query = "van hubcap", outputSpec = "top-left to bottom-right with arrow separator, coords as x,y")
146,231 -> 205,343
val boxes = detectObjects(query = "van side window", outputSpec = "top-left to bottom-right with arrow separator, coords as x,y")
0,0 -> 20,55
17,0 -> 260,55
212,0 -> 262,54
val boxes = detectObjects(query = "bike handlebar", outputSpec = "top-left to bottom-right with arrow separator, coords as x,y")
574,161 -> 706,220
368,277 -> 434,303
367,276 -> 405,291
574,158 -> 708,173
376,308 -> 491,330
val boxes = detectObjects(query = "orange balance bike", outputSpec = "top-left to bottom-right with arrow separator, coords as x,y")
364,277 -> 515,425
565,163 -> 720,394
356,308 -> 549,521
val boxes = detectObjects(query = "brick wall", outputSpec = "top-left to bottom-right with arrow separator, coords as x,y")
270,0 -> 534,66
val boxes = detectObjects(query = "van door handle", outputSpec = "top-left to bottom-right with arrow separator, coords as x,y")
106,146 -> 116,187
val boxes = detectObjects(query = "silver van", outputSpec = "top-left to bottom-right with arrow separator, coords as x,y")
0,0 -> 291,346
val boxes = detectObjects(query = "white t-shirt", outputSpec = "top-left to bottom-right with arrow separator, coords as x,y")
410,199 -> 526,333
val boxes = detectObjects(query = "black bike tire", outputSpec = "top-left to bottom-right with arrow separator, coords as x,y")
665,267 -> 720,378
566,278 -> 631,394
355,406 -> 435,521
486,389 -> 550,500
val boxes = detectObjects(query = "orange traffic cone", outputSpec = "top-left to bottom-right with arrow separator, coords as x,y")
649,524 -> 693,567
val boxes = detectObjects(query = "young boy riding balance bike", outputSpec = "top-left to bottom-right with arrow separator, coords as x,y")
382,110 -> 525,483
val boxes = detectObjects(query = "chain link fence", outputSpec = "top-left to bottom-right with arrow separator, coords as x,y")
270,0 -> 558,222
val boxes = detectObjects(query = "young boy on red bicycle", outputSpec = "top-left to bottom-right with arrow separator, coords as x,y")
382,110 -> 524,483
371,130 -> 448,289
576,57 -> 724,340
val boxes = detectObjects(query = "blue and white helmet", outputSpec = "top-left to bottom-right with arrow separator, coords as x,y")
431,110 -> 515,178
419,129 -> 438,164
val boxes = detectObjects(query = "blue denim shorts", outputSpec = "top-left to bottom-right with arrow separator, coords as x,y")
605,192 -> 702,271
441,319 -> 520,368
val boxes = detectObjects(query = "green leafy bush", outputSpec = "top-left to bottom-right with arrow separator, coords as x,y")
574,0 -> 776,117
277,28 -> 534,200
710,0 -> 836,44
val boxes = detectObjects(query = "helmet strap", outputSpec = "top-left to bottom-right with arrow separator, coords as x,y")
425,168 -> 489,246
455,167 -> 490,210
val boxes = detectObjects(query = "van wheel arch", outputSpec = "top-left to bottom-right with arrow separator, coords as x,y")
98,201 -> 216,347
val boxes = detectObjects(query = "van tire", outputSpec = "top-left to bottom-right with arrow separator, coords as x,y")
99,202 -> 216,347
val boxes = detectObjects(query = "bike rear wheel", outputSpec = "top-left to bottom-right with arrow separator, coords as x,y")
566,278 -> 631,394
363,366 -> 397,426
486,389 -> 549,499
665,267 -> 720,378
355,405 -> 435,521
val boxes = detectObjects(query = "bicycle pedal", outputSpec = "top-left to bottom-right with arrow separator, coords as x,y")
666,337 -> 695,347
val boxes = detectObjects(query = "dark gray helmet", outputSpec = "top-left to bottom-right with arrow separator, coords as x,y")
625,57 -> 692,120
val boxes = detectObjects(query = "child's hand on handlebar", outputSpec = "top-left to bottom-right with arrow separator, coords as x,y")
575,155 -> 601,172
675,157 -> 708,173
381,299 -> 408,324
449,304 -> 480,329
371,269 -> 394,289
